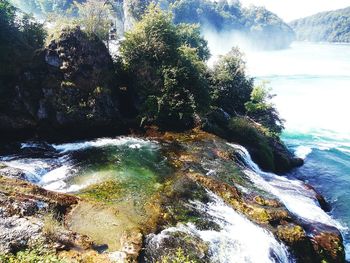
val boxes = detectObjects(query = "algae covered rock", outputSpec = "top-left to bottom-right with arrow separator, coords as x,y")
203,112 -> 303,173
0,175 -> 85,254
144,227 -> 210,262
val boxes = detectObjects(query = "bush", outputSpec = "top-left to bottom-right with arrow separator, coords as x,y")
0,0 -> 46,107
227,117 -> 275,171
210,47 -> 253,116
119,4 -> 210,130
0,242 -> 66,263
245,82 -> 284,136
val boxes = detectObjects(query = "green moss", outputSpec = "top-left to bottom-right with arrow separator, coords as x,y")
158,247 -> 198,263
0,242 -> 66,263
277,224 -> 306,244
78,180 -> 123,203
60,81 -> 76,88
228,117 -> 275,171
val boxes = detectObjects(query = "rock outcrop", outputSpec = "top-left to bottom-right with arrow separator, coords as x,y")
202,109 -> 303,174
0,27 -> 124,139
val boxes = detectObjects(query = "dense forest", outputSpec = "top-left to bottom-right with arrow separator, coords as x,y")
9,0 -> 295,49
290,6 -> 350,43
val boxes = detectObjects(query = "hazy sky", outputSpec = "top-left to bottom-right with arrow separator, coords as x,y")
239,0 -> 350,21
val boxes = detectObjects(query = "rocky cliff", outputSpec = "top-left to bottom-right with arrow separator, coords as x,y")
0,27 -> 123,139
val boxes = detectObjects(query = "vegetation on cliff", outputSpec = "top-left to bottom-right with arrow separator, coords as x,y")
0,0 -> 45,108
9,0 -> 294,49
171,0 -> 295,49
0,0 -> 300,172
290,6 -> 350,43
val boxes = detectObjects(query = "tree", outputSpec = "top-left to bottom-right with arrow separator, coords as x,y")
0,0 -> 46,108
176,23 -> 210,61
210,47 -> 253,116
245,82 -> 284,135
119,4 -> 210,130
74,0 -> 113,41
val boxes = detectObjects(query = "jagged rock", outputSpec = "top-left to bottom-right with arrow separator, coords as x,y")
310,224 -> 346,263
0,164 -> 26,180
0,176 -> 89,255
144,227 -> 209,262
0,27 -> 124,139
203,111 -> 303,173
148,129 -> 346,263
120,229 -> 143,261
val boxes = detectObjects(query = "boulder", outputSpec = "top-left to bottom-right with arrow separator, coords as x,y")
0,27 -> 124,140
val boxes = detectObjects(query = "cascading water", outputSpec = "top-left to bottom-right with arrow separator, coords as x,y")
228,143 -> 345,229
1,136 -> 347,261
1,137 -> 160,193
241,42 -> 350,261
146,191 -> 292,263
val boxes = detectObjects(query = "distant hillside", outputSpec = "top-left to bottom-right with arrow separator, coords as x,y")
171,0 -> 295,49
290,7 -> 350,43
9,0 -> 295,50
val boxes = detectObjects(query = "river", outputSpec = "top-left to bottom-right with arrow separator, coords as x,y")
245,42 -> 350,260
1,42 -> 349,262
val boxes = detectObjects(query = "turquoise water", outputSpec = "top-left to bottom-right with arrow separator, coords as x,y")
245,42 -> 350,258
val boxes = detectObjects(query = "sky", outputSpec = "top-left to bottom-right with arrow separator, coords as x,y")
239,0 -> 350,21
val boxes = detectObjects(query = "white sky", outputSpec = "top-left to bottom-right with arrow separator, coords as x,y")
239,0 -> 350,21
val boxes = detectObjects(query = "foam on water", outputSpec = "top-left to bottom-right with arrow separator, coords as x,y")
148,191 -> 291,263
0,158 -> 54,182
228,143 -> 345,230
52,137 -> 158,153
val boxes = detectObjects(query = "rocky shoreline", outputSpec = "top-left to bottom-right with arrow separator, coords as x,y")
0,129 -> 345,262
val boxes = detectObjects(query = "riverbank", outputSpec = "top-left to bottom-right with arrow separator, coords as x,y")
0,129 -> 346,262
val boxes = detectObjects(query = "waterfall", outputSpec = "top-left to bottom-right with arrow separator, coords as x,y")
146,191 -> 292,263
228,143 -> 345,230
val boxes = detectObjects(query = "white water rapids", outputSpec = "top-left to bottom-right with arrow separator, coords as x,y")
0,137 -> 346,262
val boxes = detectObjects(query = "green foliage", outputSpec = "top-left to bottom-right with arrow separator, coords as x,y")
159,247 -> 198,263
0,0 -> 46,105
176,23 -> 210,61
170,0 -> 294,49
245,82 -> 284,135
74,0 -> 113,41
228,117 -> 275,171
210,47 -> 253,115
0,243 -> 65,263
290,7 -> 350,43
126,0 -> 152,20
119,4 -> 209,130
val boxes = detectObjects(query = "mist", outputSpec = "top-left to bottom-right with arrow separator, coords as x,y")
202,25 -> 292,67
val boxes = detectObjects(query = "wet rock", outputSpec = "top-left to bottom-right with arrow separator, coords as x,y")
144,227 -> 209,262
309,224 -> 346,263
305,184 -> 331,212
253,195 -> 281,208
0,164 -> 26,180
120,229 -> 143,261
0,176 -> 86,255
202,112 -> 303,174
277,223 -> 317,263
